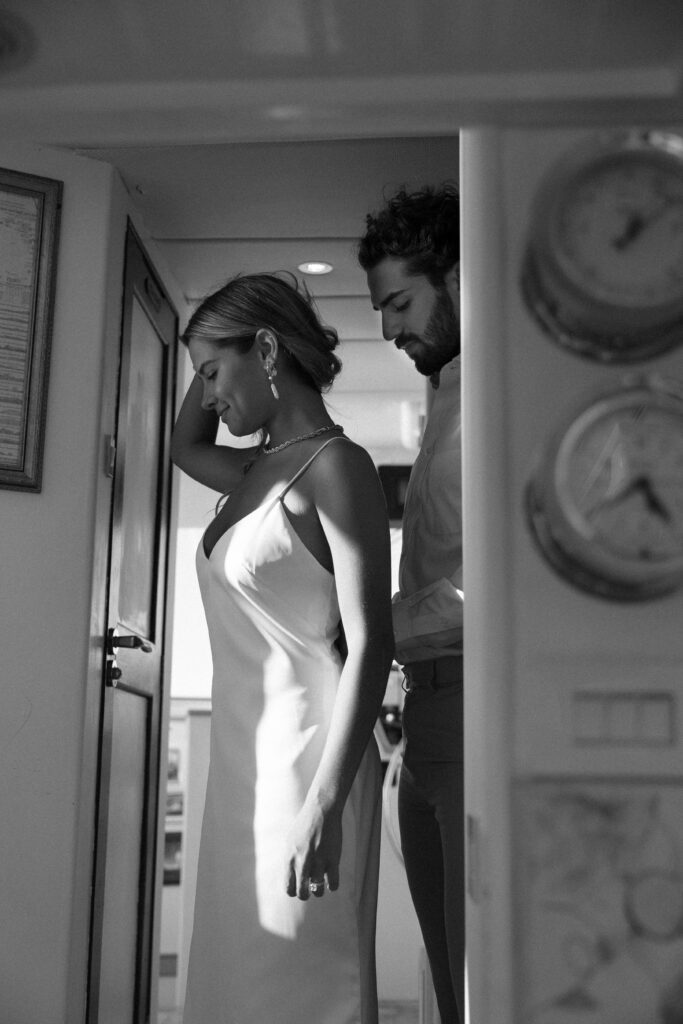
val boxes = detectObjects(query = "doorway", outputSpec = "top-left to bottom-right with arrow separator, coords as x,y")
84,135 -> 460,1022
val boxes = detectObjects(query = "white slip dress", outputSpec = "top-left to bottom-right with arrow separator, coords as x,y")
183,438 -> 382,1024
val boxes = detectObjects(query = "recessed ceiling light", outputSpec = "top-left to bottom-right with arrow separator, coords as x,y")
298,261 -> 333,275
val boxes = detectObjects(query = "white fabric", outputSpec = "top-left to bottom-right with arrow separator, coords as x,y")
183,442 -> 381,1024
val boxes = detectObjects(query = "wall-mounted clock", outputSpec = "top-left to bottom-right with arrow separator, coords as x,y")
525,377 -> 683,600
521,130 -> 683,362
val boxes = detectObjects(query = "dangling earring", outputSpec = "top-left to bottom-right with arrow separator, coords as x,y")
265,357 -> 279,400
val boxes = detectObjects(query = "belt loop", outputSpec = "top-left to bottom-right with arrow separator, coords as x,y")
401,660 -> 438,693
426,660 -> 437,692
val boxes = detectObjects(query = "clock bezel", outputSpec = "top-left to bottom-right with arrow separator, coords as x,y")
525,378 -> 683,601
521,130 -> 683,363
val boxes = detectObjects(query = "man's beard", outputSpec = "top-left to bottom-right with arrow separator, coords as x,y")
397,286 -> 460,377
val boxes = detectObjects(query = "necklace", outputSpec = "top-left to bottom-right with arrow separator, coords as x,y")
262,423 -> 343,455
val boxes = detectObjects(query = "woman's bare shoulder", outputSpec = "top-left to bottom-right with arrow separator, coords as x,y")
309,436 -> 386,516
311,435 -> 378,481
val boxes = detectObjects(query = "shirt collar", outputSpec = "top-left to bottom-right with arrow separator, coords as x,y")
430,355 -> 461,390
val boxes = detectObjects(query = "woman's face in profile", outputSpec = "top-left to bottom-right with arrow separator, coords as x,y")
189,336 -> 268,437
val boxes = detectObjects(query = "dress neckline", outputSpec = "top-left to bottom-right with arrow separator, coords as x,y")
201,501 -> 265,560
201,499 -> 333,577
200,435 -> 348,560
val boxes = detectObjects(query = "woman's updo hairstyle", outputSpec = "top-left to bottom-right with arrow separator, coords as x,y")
182,272 -> 342,393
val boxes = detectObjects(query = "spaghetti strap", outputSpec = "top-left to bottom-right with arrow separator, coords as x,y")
278,434 -> 349,501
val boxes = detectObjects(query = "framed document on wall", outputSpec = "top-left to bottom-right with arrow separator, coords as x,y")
0,167 -> 62,491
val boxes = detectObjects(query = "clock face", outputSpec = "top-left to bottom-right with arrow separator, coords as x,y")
526,380 -> 683,599
522,131 -> 683,362
555,153 -> 683,309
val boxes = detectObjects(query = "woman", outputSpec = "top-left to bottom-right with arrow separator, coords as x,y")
171,273 -> 394,1024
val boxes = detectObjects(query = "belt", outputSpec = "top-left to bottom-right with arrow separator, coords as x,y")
401,655 -> 463,693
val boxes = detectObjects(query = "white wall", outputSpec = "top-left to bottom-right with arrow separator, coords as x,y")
0,142 -> 187,1024
460,128 -> 516,1024
461,126 -> 683,1024
0,142 -> 121,1024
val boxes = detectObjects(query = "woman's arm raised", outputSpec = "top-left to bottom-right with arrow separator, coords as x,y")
171,374 -> 260,493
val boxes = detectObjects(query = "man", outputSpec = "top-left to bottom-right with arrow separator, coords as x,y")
358,184 -> 464,1024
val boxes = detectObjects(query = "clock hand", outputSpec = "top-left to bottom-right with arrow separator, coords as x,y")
580,425 -> 628,503
613,212 -> 645,250
612,196 -> 683,251
585,474 -> 671,523
585,477 -> 639,519
634,476 -> 672,523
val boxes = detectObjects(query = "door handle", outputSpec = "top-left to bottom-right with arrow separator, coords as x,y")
115,635 -> 153,653
107,628 -> 153,654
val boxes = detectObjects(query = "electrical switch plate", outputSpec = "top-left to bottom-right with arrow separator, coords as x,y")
573,691 -> 674,746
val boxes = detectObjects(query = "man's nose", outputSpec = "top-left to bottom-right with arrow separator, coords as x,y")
381,309 -> 398,342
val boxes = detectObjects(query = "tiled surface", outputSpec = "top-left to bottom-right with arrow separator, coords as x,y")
158,1000 -> 419,1023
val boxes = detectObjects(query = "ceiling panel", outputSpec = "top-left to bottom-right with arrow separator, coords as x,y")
1,3 -> 681,148
3,0 -> 681,89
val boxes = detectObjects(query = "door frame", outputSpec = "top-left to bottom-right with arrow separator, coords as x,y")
85,221 -> 178,1024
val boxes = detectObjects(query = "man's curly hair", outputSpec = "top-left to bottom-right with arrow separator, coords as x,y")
357,183 -> 460,286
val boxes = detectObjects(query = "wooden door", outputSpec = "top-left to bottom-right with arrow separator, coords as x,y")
88,225 -> 177,1024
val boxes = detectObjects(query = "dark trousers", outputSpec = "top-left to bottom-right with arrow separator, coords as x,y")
398,673 -> 464,1024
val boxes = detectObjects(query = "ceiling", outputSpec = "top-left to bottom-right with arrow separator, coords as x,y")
81,136 -> 460,341
0,0 -> 681,148
1,1 -> 682,337
2,0 -> 679,88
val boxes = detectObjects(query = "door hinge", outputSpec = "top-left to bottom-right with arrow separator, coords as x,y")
104,434 -> 117,477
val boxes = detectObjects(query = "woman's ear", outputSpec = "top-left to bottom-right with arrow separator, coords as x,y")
254,328 -> 278,364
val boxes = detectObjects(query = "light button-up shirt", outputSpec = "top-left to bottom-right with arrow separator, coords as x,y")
392,356 -> 463,663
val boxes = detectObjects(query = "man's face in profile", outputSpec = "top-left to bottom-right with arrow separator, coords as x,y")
366,257 -> 460,376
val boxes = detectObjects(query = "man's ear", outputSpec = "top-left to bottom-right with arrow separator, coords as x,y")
254,328 -> 278,363
444,261 -> 460,290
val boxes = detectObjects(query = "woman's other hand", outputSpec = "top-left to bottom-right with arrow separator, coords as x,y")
284,797 -> 342,900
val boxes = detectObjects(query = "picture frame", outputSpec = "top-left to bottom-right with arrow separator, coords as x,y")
0,167 -> 62,491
